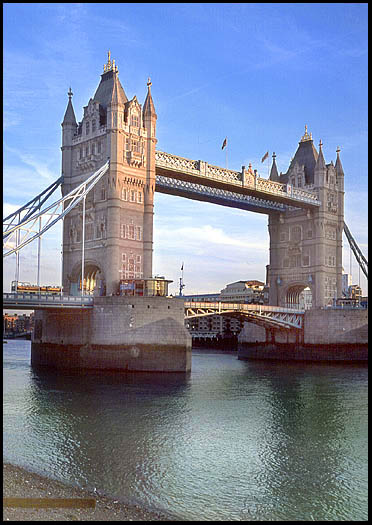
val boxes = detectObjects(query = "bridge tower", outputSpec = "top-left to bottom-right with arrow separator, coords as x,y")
61,52 -> 157,296
267,127 -> 344,308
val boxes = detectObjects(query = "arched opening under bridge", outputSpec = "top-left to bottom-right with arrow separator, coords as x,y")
68,261 -> 105,296
284,284 -> 312,310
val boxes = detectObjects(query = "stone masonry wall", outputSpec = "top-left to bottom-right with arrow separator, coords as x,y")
32,296 -> 192,372
304,308 -> 368,345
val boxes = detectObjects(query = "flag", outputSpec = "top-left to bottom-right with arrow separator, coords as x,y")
181,262 -> 184,271
261,151 -> 269,163
221,137 -> 227,150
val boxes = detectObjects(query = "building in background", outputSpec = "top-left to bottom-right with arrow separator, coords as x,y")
3,312 -> 34,338
342,273 -> 352,296
183,279 -> 267,342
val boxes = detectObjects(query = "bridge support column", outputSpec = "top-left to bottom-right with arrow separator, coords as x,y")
31,296 -> 192,372
237,309 -> 367,362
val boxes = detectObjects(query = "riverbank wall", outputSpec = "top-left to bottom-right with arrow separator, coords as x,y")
238,308 -> 368,362
31,296 -> 192,372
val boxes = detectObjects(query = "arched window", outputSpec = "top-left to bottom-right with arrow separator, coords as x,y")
131,114 -> 139,127
291,226 -> 302,242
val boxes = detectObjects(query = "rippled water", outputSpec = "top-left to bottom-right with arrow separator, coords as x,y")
3,340 -> 368,521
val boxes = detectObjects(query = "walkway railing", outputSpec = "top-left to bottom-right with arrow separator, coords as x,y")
155,150 -> 320,208
184,301 -> 305,330
3,293 -> 94,309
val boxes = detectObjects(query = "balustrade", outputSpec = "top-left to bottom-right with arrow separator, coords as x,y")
155,150 -> 320,207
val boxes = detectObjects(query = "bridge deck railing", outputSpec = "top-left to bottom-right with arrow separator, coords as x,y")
184,301 -> 305,314
3,293 -> 94,306
155,151 -> 320,207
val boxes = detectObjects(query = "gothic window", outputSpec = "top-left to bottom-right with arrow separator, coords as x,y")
86,121 -> 90,135
120,224 -> 126,239
92,143 -> 96,155
125,137 -> 130,151
131,114 -> 139,127
122,253 -> 126,263
307,230 -> 313,239
280,231 -> 287,242
92,119 -> 96,133
137,191 -> 143,203
291,177 -> 295,186
302,255 -> 310,267
136,226 -> 142,241
291,226 -> 302,242
121,187 -> 128,201
135,254 -> 142,278
79,148 -> 83,159
130,190 -> 136,202
100,185 -> 106,201
128,224 -> 135,240
133,140 -> 140,153
297,177 -> 302,188
85,223 -> 94,241
97,141 -> 101,153
290,255 -> 301,268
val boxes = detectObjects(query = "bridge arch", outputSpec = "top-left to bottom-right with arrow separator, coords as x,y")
68,259 -> 105,296
282,282 -> 313,310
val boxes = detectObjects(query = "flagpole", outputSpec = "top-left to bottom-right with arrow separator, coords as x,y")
226,137 -> 228,169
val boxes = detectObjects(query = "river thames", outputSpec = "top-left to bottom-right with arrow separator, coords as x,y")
3,339 -> 368,521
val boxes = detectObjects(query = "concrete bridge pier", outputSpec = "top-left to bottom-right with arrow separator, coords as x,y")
31,296 -> 192,372
238,308 -> 368,362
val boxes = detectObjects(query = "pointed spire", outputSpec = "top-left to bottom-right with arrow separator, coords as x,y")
335,146 -> 344,177
269,152 -> 280,182
315,139 -> 326,170
94,53 -> 127,108
62,87 -> 77,126
110,70 -> 126,106
300,124 -> 312,143
143,77 -> 157,119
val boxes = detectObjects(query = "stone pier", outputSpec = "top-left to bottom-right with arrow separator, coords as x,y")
237,308 -> 368,362
31,296 -> 192,372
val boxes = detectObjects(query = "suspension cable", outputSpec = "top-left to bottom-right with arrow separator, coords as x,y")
3,161 -> 109,257
344,222 -> 368,279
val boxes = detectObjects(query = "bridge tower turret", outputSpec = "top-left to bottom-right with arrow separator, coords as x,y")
267,127 -> 344,309
142,78 -> 157,279
61,52 -> 157,296
61,87 -> 77,196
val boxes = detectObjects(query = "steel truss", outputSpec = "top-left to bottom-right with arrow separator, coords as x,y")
156,175 -> 286,214
3,161 -> 109,258
184,302 -> 304,330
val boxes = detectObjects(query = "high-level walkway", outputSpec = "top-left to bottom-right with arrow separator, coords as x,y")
155,150 -> 321,214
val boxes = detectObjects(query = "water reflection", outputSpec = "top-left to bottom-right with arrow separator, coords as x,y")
246,361 -> 368,521
27,367 -> 191,514
4,342 -> 368,521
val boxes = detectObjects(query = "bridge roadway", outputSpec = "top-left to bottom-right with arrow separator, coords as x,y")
3,293 -> 93,310
184,301 -> 304,330
155,150 -> 321,214
3,294 -> 304,330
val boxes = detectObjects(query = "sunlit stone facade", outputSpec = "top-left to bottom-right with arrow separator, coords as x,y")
61,52 -> 157,296
267,129 -> 345,308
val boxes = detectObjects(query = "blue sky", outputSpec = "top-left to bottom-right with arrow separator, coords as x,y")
3,3 -> 368,296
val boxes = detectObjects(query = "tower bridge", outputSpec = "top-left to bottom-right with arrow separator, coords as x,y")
3,52 -> 368,369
